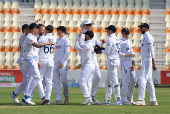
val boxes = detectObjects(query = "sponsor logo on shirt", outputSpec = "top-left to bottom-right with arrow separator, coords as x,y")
31,40 -> 33,42
87,48 -> 90,51
55,46 -> 62,49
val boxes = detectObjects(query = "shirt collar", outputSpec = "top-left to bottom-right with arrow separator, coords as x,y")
85,39 -> 92,43
143,31 -> 149,36
82,29 -> 87,34
122,37 -> 128,41
109,33 -> 116,38
46,33 -> 52,36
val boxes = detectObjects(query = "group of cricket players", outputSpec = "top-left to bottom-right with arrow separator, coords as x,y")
10,19 -> 158,106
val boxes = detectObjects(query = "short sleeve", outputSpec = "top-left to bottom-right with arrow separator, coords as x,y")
25,36 -> 37,44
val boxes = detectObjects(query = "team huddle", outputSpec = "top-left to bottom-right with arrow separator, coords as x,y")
10,19 -> 158,106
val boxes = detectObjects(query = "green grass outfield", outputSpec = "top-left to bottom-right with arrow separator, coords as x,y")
0,87 -> 170,114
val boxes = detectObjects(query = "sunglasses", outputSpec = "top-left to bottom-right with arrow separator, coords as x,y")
85,24 -> 92,26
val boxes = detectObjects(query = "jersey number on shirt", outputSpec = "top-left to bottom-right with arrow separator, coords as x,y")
44,45 -> 54,54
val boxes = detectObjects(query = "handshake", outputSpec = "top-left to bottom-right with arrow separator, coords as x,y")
94,45 -> 105,54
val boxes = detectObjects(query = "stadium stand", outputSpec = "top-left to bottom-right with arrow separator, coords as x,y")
0,0 -> 167,71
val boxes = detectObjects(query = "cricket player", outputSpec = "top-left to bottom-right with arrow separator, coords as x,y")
99,25 -> 122,106
132,23 -> 158,106
77,31 -> 95,105
37,25 -> 56,105
53,26 -> 70,105
75,19 -> 106,104
10,24 -> 31,105
22,23 -> 54,106
119,28 -> 137,105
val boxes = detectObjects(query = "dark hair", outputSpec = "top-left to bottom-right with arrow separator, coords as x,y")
38,24 -> 45,28
22,24 -> 29,33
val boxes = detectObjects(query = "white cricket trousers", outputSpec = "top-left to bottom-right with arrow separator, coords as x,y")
37,58 -> 53,100
106,59 -> 121,101
53,61 -> 69,100
120,60 -> 137,102
14,57 -> 34,99
79,63 -> 95,102
24,58 -> 40,97
138,58 -> 157,102
91,56 -> 101,97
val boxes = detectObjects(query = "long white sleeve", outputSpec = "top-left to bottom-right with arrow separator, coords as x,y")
61,39 -> 70,63
102,39 -> 112,55
147,37 -> 155,58
75,34 -> 83,51
81,45 -> 91,66
94,34 -> 103,47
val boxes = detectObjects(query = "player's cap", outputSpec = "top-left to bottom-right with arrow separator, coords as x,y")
80,19 -> 95,28
22,24 -> 29,30
56,26 -> 68,34
29,23 -> 39,29
138,23 -> 149,29
121,28 -> 130,35
84,31 -> 94,38
46,25 -> 54,33
105,25 -> 116,33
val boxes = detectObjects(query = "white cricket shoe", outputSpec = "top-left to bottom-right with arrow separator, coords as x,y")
132,100 -> 146,106
110,101 -> 122,106
21,99 -> 29,106
53,100 -> 64,105
64,97 -> 69,105
98,100 -> 110,105
146,101 -> 158,106
127,97 -> 133,103
40,96 -> 47,105
122,101 -> 132,105
80,100 -> 92,105
25,96 -> 36,106
10,92 -> 19,104
90,96 -> 99,105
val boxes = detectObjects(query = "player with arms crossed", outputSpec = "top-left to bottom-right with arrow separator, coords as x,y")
22,23 -> 54,106
119,28 -> 137,105
37,25 -> 56,105
132,23 -> 158,106
53,26 -> 70,105
75,19 -> 106,105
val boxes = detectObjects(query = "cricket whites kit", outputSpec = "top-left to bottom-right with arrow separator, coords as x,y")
119,37 -> 137,105
133,30 -> 158,106
53,34 -> 70,104
37,32 -> 56,104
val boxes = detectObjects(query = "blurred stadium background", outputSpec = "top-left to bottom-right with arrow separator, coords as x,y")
0,0 -> 170,86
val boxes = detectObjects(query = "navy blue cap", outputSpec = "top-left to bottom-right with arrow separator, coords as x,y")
138,23 -> 149,29
84,31 -> 94,38
56,26 -> 68,34
105,25 -> 116,33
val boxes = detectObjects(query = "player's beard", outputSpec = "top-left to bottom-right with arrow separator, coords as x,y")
85,36 -> 87,41
141,30 -> 145,34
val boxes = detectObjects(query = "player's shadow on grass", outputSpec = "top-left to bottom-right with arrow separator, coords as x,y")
0,103 -> 21,106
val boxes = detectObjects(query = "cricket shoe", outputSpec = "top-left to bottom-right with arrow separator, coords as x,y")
64,97 -> 69,105
10,92 -> 19,104
98,100 -> 110,105
80,100 -> 92,105
44,100 -> 50,105
127,97 -> 133,103
21,99 -> 29,106
40,96 -> 47,105
25,95 -> 36,106
146,101 -> 158,106
110,101 -> 122,106
53,100 -> 64,105
122,101 -> 132,105
90,96 -> 99,105
132,100 -> 146,106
